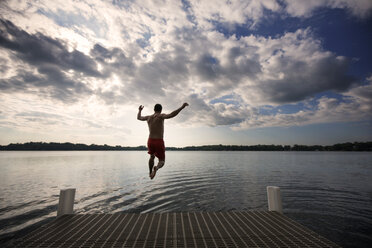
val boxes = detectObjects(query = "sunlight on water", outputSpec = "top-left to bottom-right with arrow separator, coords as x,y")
0,151 -> 371,247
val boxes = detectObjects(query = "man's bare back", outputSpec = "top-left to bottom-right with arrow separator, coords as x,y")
147,113 -> 164,139
137,103 -> 189,179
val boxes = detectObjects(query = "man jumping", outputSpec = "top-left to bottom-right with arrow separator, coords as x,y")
137,103 -> 189,179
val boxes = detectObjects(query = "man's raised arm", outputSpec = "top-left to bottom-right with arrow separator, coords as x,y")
137,105 -> 148,121
162,103 -> 189,119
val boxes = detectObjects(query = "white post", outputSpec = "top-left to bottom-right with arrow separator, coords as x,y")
267,186 -> 283,214
57,188 -> 76,217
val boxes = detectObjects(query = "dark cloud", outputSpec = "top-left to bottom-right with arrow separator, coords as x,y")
0,19 -> 101,77
127,47 -> 190,102
195,54 -> 220,80
191,48 -> 261,94
91,44 -> 112,59
0,57 -> 10,74
212,112 -> 245,125
90,44 -> 135,77
227,47 -> 261,74
0,19 -> 101,102
0,65 -> 93,102
258,55 -> 355,103
0,20 -> 135,105
221,46 -> 261,84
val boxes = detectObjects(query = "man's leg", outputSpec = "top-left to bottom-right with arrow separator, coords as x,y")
149,154 -> 155,177
157,160 -> 165,169
150,160 -> 164,179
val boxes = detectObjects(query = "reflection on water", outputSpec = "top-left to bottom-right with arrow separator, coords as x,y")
0,151 -> 371,247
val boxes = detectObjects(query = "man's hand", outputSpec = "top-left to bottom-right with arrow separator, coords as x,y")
137,105 -> 148,121
163,103 -> 189,119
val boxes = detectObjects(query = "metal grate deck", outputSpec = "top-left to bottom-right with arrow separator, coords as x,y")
12,211 -> 340,248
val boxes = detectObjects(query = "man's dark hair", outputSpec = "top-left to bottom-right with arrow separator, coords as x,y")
154,104 -> 162,112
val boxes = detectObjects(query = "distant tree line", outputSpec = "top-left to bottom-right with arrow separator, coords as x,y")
0,142 -> 147,151
0,141 -> 371,151
169,142 -> 372,151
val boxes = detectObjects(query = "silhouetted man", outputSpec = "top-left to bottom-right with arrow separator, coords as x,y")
137,103 -> 189,179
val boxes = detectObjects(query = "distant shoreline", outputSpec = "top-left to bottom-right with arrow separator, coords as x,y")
0,142 -> 371,151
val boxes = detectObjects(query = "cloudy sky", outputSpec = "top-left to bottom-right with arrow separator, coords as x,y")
0,0 -> 371,147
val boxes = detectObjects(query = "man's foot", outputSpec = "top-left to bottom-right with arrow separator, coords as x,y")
150,166 -> 158,179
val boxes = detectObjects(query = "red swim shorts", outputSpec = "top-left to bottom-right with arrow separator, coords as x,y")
147,138 -> 165,160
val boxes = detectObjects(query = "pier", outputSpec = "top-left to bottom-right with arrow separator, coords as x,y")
11,188 -> 340,248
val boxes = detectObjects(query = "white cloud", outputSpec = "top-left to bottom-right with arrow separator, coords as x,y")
0,0 -> 371,145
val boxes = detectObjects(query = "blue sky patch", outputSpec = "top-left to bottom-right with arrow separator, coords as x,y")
37,9 -> 106,38
136,32 -> 152,48
210,94 -> 240,106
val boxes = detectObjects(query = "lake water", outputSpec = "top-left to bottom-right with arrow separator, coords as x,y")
0,151 -> 371,247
